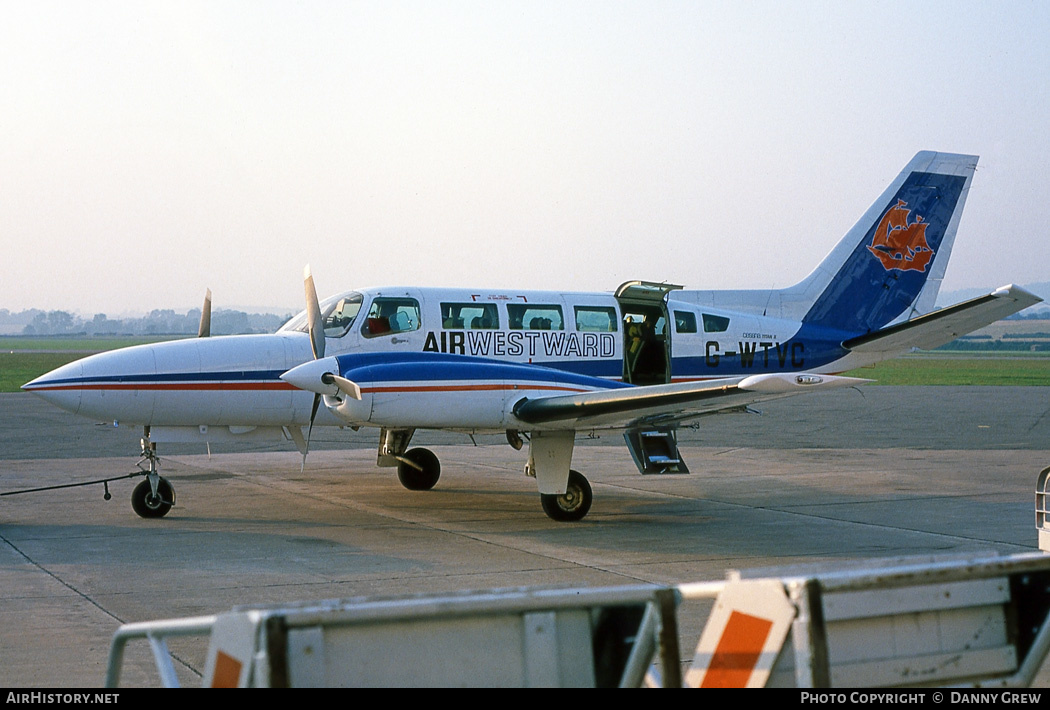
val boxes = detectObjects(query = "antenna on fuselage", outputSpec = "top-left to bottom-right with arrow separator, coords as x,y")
762,284 -> 777,318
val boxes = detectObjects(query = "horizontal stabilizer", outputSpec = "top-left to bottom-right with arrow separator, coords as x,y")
843,285 -> 1042,354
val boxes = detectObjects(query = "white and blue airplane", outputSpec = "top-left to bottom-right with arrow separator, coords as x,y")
23,151 -> 1041,521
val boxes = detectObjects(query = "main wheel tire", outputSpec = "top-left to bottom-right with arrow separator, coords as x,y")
131,478 -> 175,519
397,448 -> 441,491
540,470 -> 592,522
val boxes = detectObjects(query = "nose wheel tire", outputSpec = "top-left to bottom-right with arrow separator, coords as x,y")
132,478 -> 175,518
397,448 -> 441,491
540,470 -> 592,522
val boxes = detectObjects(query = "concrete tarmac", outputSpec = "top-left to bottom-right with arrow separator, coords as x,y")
1,387 -> 1048,687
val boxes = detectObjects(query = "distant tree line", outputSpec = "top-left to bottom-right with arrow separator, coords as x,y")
0,308 -> 292,336
936,340 -> 1050,352
1006,307 -> 1050,320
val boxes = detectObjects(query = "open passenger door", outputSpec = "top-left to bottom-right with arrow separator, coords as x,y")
615,281 -> 683,386
615,281 -> 688,474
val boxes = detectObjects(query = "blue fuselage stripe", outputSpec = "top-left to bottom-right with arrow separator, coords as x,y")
26,335 -> 858,392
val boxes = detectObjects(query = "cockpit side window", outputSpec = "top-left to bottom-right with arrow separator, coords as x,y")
362,297 -> 421,338
278,291 -> 363,338
323,295 -> 364,338
507,304 -> 564,331
441,302 -> 499,329
702,313 -> 730,333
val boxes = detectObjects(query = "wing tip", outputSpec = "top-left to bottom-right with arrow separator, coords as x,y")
992,284 -> 1043,306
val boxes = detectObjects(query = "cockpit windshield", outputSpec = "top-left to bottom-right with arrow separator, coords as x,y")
278,291 -> 364,338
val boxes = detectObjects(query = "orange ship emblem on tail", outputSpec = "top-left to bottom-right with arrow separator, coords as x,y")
867,199 -> 934,272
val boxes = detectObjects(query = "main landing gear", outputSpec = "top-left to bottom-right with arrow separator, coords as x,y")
131,432 -> 175,519
396,448 -> 441,491
539,470 -> 592,522
526,430 -> 593,523
380,427 -> 594,522
379,428 -> 442,491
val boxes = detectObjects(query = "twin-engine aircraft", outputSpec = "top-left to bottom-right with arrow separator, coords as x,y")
23,152 -> 1041,521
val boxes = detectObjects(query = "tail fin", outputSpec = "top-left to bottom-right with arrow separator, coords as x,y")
799,151 -> 978,334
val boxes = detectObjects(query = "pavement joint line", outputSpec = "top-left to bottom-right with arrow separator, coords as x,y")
602,484 -> 1039,552
164,449 -> 1042,556
0,530 -> 207,683
159,454 -> 679,586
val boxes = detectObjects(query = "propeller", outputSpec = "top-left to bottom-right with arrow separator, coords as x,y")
303,265 -> 325,468
290,266 -> 363,469
197,288 -> 212,338
304,267 -> 325,359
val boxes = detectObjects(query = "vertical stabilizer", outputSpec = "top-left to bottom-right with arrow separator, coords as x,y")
799,151 -> 978,333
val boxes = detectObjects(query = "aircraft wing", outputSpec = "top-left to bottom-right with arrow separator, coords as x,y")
843,285 -> 1042,354
512,372 -> 869,429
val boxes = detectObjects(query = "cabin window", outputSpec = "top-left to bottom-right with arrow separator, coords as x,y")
507,304 -> 564,331
440,302 -> 499,329
362,297 -> 421,338
702,313 -> 730,333
674,310 -> 697,334
574,306 -> 618,332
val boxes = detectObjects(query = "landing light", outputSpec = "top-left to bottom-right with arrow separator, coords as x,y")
795,375 -> 823,385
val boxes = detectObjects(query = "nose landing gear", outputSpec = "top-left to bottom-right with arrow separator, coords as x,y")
131,477 -> 175,518
131,432 -> 175,519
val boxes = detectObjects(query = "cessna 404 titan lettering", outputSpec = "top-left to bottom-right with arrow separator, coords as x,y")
23,152 -> 1041,521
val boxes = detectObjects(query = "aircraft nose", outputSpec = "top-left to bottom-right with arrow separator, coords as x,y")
23,345 -> 159,423
22,359 -> 85,415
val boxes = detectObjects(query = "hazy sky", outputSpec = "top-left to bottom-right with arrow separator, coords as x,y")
2,1 -> 1048,315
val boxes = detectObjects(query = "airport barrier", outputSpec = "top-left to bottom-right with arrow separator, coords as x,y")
105,552 -> 1050,687
683,552 -> 1050,687
106,585 -> 684,688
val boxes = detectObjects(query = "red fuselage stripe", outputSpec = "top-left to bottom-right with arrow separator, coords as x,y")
26,383 -> 297,392
26,382 -> 589,394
